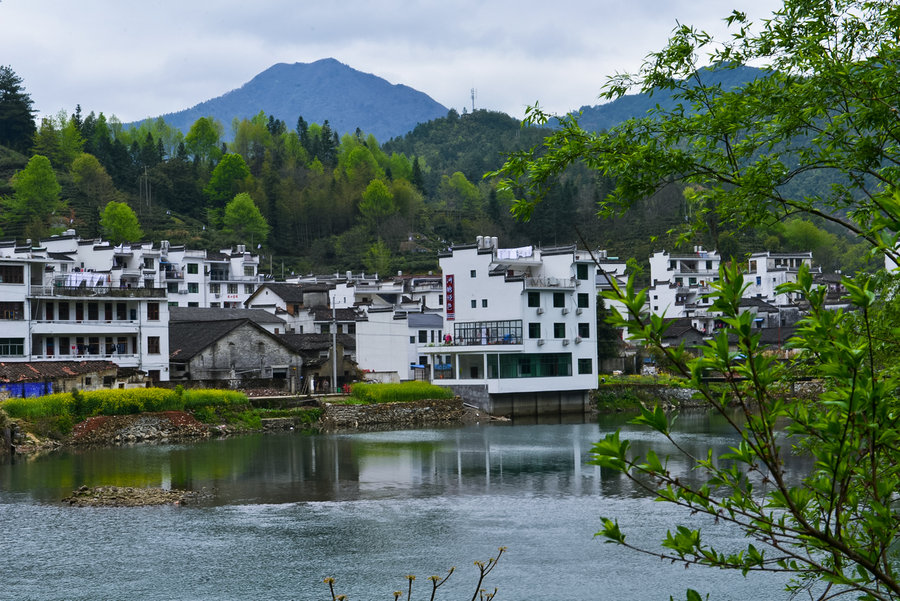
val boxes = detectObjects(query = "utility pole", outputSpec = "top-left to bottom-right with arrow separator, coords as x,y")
331,292 -> 338,394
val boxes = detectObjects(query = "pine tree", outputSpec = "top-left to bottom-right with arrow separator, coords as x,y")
0,66 -> 36,153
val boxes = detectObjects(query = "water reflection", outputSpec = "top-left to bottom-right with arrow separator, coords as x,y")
0,409 -> 811,506
0,412 -> 806,601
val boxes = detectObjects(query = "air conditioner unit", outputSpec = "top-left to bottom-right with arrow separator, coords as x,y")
178,290 -> 188,295
576,308 -> 583,315
537,339 -> 545,346
562,307 -> 570,314
575,337 -> 583,344
214,293 -> 220,298
562,339 -> 570,346
537,307 -> 545,314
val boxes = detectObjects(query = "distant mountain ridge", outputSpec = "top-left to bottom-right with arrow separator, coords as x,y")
149,58 -> 450,142
568,65 -> 765,132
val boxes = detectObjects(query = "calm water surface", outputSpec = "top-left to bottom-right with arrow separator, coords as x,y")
0,412 -> 794,600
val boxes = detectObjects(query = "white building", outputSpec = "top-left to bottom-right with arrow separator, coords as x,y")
30,230 -> 267,310
744,251 -> 813,305
423,236 -> 599,416
647,247 -> 722,319
0,254 -> 170,382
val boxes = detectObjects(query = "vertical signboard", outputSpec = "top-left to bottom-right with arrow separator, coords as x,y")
445,274 -> 455,321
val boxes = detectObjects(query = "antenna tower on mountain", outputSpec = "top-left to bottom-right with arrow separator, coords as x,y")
471,88 -> 477,112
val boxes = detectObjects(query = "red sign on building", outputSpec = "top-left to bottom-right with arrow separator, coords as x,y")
445,274 -> 455,321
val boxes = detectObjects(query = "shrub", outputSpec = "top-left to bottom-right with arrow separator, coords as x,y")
1,392 -> 73,420
350,381 -> 453,404
182,389 -> 247,409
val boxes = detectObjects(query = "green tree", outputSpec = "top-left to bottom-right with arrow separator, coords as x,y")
204,153 -> 252,226
0,65 -> 36,154
222,192 -> 269,246
494,1 -> 900,599
99,200 -> 143,244
184,117 -> 222,164
70,153 -> 121,236
358,178 -> 395,229
2,154 -> 63,240
363,238 -> 392,275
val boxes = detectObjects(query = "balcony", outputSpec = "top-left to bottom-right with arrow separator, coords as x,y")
30,319 -> 142,335
30,285 -> 167,298
30,352 -> 141,366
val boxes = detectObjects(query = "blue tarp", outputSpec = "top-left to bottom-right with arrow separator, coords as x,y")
0,382 -> 53,398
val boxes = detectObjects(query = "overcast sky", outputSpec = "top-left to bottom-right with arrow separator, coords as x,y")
1,0 -> 783,125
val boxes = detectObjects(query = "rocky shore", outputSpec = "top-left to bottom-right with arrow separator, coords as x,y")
69,411 -> 212,446
62,485 -> 214,507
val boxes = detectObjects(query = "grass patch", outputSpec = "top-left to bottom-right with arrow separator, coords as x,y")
349,381 -> 453,404
1,387 -> 250,425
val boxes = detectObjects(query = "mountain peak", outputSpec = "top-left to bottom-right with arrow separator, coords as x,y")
152,59 -> 449,142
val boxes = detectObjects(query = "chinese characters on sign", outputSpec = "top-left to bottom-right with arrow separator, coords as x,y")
445,274 -> 454,321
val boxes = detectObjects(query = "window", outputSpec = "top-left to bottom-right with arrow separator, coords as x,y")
210,302 -> 220,308
528,322 -> 541,338
59,303 -> 70,320
187,302 -> 199,307
470,269 -> 477,278
210,283 -> 221,294
227,284 -> 238,294
439,294 -> 444,306
756,276 -> 762,286
60,337 -> 70,355
553,323 -> 566,338
471,299 -> 477,308
187,263 -> 199,274
244,284 -> 255,294
527,292 -> 540,307
576,263 -> 589,280
0,265 -> 24,284
147,336 -> 160,354
577,293 -> 590,308
418,330 -> 428,343
147,303 -> 160,321
481,299 -> 488,308
453,320 -> 523,345
0,302 -> 24,320
143,257 -> 154,269
578,358 -> 592,374
321,324 -> 330,334
187,282 -> 199,293
117,303 -> 127,320
167,282 -> 179,293
1,338 -> 25,356
578,322 -> 590,338
347,323 -> 356,334
244,266 -> 255,277
87,303 -> 99,321
409,336 -> 416,344
553,292 -> 565,308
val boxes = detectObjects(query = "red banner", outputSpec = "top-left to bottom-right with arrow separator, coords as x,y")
445,274 -> 455,321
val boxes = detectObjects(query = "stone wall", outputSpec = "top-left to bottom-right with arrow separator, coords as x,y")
321,398 -> 463,429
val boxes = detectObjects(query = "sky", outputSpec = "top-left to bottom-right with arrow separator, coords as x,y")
1,0 -> 784,125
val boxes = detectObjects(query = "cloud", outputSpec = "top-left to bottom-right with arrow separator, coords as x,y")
0,0 -> 783,123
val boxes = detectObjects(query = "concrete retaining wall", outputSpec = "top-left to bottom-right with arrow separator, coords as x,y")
321,398 -> 463,429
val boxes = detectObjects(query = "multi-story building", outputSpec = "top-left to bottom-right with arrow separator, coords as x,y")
744,251 -> 813,305
0,254 -> 170,382
647,247 -> 722,319
423,236 -> 600,416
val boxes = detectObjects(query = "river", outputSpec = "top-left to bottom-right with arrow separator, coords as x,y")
0,412 -> 795,600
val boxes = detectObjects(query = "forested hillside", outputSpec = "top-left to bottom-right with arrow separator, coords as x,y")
0,65 -> 879,277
